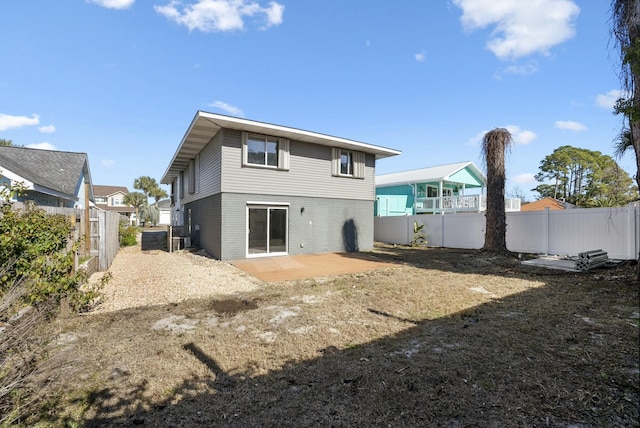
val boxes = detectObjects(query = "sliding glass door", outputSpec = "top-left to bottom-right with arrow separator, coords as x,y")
247,206 -> 288,256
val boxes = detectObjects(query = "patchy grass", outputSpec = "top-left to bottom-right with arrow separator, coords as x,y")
22,245 -> 640,427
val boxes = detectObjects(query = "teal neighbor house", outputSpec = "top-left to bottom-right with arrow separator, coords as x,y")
375,161 -> 521,216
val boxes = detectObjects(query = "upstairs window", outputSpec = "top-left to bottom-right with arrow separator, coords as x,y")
331,148 -> 365,179
340,150 -> 353,176
111,197 -> 124,206
242,132 -> 290,170
248,136 -> 278,166
95,196 -> 107,204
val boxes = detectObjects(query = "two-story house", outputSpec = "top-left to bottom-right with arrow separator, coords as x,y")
93,185 -> 136,223
375,161 -> 521,215
0,145 -> 94,208
161,111 -> 400,260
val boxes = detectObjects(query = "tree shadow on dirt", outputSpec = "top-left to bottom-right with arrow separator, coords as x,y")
78,263 -> 639,428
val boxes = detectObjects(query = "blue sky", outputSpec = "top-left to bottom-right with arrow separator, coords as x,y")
0,0 -> 632,200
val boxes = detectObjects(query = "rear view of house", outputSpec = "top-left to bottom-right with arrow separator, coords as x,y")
161,111 -> 400,260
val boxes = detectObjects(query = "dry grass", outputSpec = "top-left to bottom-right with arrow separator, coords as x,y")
24,245 -> 640,427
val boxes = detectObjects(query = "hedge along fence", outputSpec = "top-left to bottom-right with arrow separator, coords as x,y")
8,202 -> 121,274
0,202 -> 95,425
374,206 -> 640,260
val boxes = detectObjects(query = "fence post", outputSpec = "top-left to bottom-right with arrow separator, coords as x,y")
543,207 -> 550,255
98,211 -> 106,271
632,205 -> 640,260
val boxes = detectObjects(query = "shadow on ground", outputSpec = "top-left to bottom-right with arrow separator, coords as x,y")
50,247 -> 640,426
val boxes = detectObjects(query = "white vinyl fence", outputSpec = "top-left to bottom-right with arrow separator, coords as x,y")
374,206 -> 640,260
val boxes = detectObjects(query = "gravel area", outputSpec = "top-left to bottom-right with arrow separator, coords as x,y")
89,239 -> 263,313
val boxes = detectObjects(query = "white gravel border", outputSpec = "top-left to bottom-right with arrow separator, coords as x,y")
89,242 -> 263,314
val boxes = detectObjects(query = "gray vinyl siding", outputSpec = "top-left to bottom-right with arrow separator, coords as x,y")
198,131 -> 223,197
180,131 -> 223,205
220,129 -> 376,201
218,193 -> 374,260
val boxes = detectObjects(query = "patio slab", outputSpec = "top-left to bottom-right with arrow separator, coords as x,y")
230,252 -> 398,282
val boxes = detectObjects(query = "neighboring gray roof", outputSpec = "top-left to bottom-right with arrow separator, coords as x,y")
0,146 -> 92,199
375,161 -> 486,187
157,199 -> 171,210
162,111 -> 402,184
94,185 -> 129,198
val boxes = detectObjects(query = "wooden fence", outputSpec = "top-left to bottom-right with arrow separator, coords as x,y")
374,206 -> 640,260
6,202 -> 120,272
91,209 -> 120,271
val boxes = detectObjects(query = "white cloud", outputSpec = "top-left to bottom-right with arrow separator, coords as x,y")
102,159 -> 116,166
0,113 -> 40,131
453,0 -> 580,60
38,124 -> 56,134
415,52 -> 426,62
468,125 -> 537,146
87,0 -> 135,9
26,142 -> 57,150
154,0 -> 284,32
207,100 -> 244,116
500,62 -> 538,76
512,172 -> 537,185
555,120 -> 587,131
596,89 -> 625,109
506,125 -> 537,145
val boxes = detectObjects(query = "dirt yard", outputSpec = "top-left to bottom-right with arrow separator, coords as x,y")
27,243 -> 640,427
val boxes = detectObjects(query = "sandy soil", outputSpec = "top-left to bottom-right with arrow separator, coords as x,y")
89,241 -> 263,313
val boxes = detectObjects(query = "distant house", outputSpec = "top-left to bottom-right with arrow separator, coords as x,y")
161,111 -> 400,260
157,199 -> 171,225
521,198 -> 575,212
93,185 -> 136,223
0,146 -> 94,208
375,161 -> 521,216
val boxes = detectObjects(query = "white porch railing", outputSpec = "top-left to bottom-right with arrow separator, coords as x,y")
415,195 -> 521,214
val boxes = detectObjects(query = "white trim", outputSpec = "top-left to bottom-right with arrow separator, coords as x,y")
246,204 -> 289,258
199,111 -> 400,156
246,201 -> 290,206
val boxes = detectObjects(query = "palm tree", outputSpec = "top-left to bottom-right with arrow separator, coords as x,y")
481,128 -> 514,253
611,0 -> 640,195
123,192 -> 146,226
149,185 -> 168,207
615,128 -> 634,158
139,204 -> 159,227
133,176 -> 156,204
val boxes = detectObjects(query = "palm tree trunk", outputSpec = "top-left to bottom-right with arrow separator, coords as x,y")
482,128 -> 514,253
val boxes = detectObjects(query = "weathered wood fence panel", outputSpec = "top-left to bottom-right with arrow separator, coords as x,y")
374,206 -> 640,260
95,210 -> 121,271
5,203 -> 120,271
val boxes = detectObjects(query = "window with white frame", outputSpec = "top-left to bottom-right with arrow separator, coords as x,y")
331,148 -> 365,179
340,150 -> 353,175
242,132 -> 290,170
95,196 -> 107,204
111,196 -> 125,206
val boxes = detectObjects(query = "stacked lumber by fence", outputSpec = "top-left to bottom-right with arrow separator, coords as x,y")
575,249 -> 608,272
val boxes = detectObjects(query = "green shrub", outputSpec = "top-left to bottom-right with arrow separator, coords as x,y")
119,222 -> 138,247
0,202 -> 92,306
